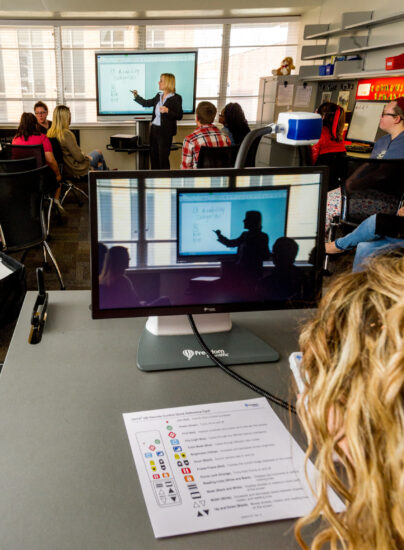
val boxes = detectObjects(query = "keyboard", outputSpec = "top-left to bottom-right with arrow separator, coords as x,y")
346,144 -> 373,154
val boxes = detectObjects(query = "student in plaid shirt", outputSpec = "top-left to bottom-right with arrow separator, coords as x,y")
181,101 -> 231,169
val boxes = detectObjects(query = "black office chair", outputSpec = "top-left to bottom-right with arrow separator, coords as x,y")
196,145 -> 240,168
244,134 -> 263,167
48,137 -> 88,207
328,157 -> 404,243
235,130 -> 266,168
2,143 -> 46,167
0,129 -> 17,147
315,152 -> 346,192
0,166 -> 65,289
0,157 -> 37,173
3,142 -> 66,233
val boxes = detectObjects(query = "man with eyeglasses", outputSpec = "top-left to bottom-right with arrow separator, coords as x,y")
372,97 -> 404,159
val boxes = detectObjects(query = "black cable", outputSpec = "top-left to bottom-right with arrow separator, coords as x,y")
187,315 -> 296,415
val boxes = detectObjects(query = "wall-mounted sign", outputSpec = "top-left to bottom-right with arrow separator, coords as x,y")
356,77 -> 404,101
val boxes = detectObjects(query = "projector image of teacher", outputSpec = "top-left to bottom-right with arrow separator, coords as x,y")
214,210 -> 270,285
131,73 -> 183,169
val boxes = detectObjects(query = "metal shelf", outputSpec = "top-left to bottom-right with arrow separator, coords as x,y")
301,51 -> 338,60
344,12 -> 404,30
298,69 -> 404,82
341,39 -> 404,55
304,28 -> 342,40
304,11 -> 404,40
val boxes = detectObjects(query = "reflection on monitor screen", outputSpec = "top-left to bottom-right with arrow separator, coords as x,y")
177,188 -> 289,260
90,168 -> 326,320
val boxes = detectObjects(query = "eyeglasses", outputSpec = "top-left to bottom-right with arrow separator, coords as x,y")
381,111 -> 397,117
35,111 -> 47,115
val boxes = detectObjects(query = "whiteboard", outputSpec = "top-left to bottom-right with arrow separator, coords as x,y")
347,101 -> 386,143
179,201 -> 233,255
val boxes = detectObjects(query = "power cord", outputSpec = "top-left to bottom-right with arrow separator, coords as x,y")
187,315 -> 296,415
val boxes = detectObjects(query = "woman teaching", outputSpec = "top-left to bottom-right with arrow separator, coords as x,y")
131,73 -> 183,169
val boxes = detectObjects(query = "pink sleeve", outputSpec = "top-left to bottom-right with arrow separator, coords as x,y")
42,135 -> 53,153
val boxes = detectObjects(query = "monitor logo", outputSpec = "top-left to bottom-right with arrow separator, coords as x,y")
203,307 -> 216,312
182,349 -> 229,361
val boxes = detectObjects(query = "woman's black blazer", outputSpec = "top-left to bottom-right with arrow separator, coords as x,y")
134,93 -> 183,137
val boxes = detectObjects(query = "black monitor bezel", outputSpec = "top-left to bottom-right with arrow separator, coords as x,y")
95,50 -> 198,117
176,185 -> 290,263
89,167 -> 328,320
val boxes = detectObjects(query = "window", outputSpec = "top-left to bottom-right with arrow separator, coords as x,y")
0,25 -> 56,121
98,176 -> 228,267
0,18 -> 298,123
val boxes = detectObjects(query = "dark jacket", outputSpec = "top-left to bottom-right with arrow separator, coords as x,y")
375,213 -> 404,238
134,93 -> 183,137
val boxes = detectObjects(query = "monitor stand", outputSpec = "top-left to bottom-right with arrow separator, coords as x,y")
137,313 -> 279,371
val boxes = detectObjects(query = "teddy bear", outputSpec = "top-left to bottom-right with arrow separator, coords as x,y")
272,57 -> 295,76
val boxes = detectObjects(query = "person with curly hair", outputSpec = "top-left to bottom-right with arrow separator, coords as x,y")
294,251 -> 404,550
218,102 -> 250,145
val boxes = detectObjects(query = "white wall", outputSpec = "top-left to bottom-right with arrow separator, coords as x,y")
298,1 -> 404,72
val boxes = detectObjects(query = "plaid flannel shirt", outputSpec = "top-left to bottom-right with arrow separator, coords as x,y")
181,124 -> 231,169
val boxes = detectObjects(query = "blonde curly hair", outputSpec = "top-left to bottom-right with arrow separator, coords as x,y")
295,250 -> 404,550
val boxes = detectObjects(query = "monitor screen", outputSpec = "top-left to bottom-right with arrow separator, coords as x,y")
90,168 -> 327,320
347,100 -> 387,144
95,51 -> 197,118
177,187 -> 289,262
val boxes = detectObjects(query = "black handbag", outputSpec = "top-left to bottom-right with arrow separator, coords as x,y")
0,252 -> 26,327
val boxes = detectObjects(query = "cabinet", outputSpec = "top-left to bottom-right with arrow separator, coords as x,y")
256,75 -> 317,125
300,10 -> 404,80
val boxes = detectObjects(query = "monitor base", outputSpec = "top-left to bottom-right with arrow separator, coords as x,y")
137,323 -> 279,371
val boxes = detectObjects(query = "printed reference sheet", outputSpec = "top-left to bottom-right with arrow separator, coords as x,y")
123,398 -> 344,538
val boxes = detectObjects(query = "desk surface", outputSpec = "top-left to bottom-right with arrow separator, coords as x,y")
0,291 -> 314,550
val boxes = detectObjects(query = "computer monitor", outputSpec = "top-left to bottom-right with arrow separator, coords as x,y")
347,100 -> 387,144
95,50 -> 197,121
89,168 -> 327,370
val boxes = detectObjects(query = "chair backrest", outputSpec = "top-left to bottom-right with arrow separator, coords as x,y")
47,137 -> 63,165
0,166 -> 48,251
196,145 -> 240,168
3,143 -> 46,168
0,157 -> 37,173
0,129 -> 17,146
244,134 -> 263,167
315,152 -> 346,192
297,145 -> 313,167
341,157 -> 404,224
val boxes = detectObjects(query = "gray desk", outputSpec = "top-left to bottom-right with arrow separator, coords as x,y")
0,291 -> 314,550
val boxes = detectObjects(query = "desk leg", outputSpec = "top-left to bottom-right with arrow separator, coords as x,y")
137,120 -> 150,169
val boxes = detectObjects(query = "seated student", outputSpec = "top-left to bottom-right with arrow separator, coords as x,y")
326,97 -> 404,230
326,206 -> 404,271
181,101 -> 231,169
98,242 -> 108,274
99,246 -> 140,310
257,237 -> 304,301
218,102 -> 250,145
47,105 -> 108,178
12,112 -> 64,211
34,101 -> 52,135
311,101 -> 346,165
295,251 -> 404,550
